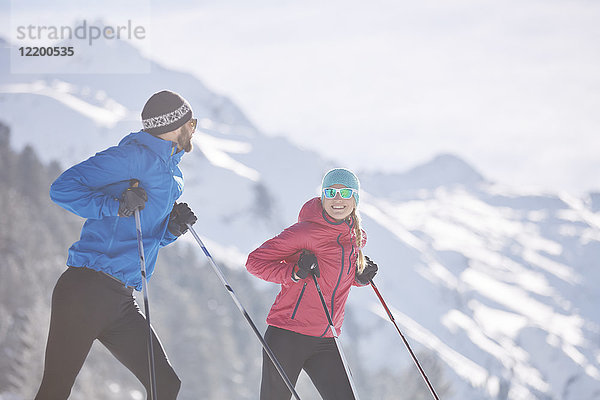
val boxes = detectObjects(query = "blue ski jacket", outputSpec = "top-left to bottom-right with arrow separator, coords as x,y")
50,130 -> 184,290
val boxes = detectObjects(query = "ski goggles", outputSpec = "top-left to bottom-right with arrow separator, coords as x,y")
322,187 -> 356,199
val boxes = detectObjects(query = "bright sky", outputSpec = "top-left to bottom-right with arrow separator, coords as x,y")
2,0 -> 599,195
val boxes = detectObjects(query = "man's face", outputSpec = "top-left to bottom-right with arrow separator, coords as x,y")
177,118 -> 196,153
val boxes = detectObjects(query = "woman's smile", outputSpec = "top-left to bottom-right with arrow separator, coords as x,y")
323,184 -> 355,221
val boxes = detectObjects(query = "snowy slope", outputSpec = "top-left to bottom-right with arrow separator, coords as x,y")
2,37 -> 599,400
353,180 -> 600,399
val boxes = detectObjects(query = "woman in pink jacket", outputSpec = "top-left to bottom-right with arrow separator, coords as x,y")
246,168 -> 378,400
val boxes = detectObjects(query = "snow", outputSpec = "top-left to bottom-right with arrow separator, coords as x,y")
369,301 -> 496,394
355,179 -> 599,398
359,196 -> 429,254
442,308 -> 548,393
193,132 -> 260,182
521,249 -> 580,284
0,80 -> 128,128
470,301 -> 528,340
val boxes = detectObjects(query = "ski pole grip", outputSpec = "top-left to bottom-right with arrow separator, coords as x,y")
128,179 -> 144,214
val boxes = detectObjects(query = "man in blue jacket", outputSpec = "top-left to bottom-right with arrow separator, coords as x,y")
35,90 -> 198,400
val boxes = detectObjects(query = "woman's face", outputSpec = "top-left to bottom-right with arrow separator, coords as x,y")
322,184 -> 356,221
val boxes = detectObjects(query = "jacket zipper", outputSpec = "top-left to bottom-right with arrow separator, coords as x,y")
319,233 -> 345,337
291,282 -> 307,320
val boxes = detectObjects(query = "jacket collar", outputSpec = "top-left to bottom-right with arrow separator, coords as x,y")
299,197 -> 355,230
120,130 -> 184,164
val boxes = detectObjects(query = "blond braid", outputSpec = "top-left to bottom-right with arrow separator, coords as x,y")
351,208 -> 366,274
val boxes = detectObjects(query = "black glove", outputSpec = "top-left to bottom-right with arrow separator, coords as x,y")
295,251 -> 320,279
118,186 -> 147,217
356,255 -> 378,285
168,202 -> 197,236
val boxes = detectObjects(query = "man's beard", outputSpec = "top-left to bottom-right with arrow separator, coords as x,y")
177,125 -> 193,153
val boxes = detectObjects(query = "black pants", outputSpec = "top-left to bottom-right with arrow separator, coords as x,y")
35,267 -> 180,400
260,325 -> 355,400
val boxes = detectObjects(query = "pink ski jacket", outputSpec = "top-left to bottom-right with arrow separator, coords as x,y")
246,197 -> 365,337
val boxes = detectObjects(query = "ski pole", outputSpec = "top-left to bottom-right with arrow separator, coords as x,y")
370,280 -> 440,400
131,181 -> 158,400
310,273 -> 361,400
186,224 -> 303,400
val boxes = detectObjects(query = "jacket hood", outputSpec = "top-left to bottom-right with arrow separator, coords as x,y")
299,197 -> 366,249
119,130 -> 183,164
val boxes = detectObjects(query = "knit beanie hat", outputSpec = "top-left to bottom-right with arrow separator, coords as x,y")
321,168 -> 360,205
141,90 -> 193,136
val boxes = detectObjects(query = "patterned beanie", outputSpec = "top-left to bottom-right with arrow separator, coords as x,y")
141,90 -> 193,136
321,168 -> 360,205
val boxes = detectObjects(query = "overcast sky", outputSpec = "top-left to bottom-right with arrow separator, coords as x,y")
2,0 -> 599,195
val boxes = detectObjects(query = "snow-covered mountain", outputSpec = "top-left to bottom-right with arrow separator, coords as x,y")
2,37 -> 599,400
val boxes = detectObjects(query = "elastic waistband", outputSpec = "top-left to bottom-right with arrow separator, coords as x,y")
100,270 -> 133,288
68,266 -> 135,290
